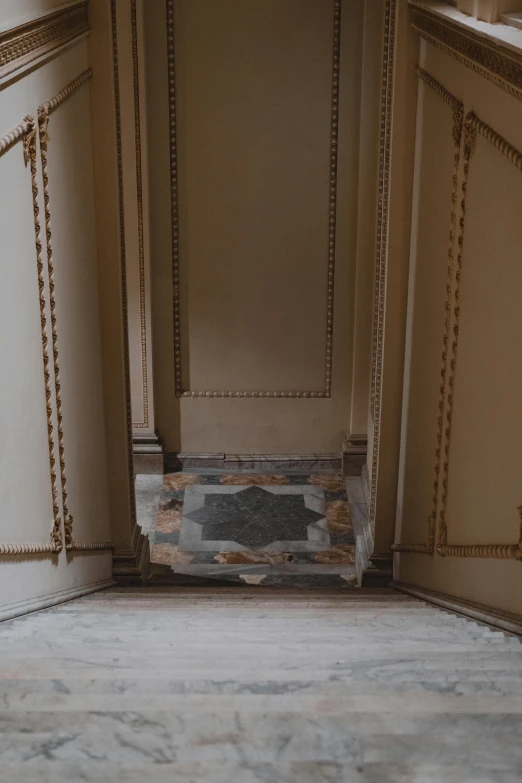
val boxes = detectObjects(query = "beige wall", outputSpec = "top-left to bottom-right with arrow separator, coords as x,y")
0,2 -> 113,619
144,0 -> 366,454
394,23 -> 522,616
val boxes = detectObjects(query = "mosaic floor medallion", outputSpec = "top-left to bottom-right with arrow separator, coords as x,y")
150,473 -> 357,587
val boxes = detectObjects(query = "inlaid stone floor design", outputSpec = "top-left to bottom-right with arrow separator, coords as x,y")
149,473 -> 357,587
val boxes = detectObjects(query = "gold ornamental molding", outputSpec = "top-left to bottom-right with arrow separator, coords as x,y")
393,68 -> 463,556
130,0 -> 149,430
38,69 -> 113,554
411,6 -> 522,102
0,2 -> 89,82
369,0 -> 397,533
167,0 -> 341,399
435,111 -> 522,561
111,0 -> 138,532
0,116 -> 62,556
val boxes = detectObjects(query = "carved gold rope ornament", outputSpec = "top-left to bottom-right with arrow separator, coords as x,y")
0,118 -> 32,154
38,101 -> 72,549
167,0 -> 341,399
38,69 -> 113,553
0,116 -> 62,556
393,69 -> 463,556
435,112 -> 522,561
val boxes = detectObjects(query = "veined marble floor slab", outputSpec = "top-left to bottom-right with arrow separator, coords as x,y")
148,472 -> 357,587
0,588 -> 521,781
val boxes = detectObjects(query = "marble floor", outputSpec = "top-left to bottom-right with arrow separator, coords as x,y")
0,588 -> 521,781
141,472 -> 362,587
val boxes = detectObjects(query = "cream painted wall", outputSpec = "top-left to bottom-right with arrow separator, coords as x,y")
395,37 -> 522,616
0,32 -> 113,617
145,0 -> 365,454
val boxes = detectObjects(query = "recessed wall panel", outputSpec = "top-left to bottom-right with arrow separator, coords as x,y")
445,139 -> 522,545
174,0 -> 337,392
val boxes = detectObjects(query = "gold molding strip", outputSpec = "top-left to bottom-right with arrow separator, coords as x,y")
0,2 -> 89,82
130,0 -> 149,429
436,112 -> 522,561
38,69 -> 113,554
393,68 -> 463,555
369,0 -> 397,533
0,116 -> 62,556
167,0 -> 341,399
324,0 -> 342,399
166,0 -> 181,397
370,0 -> 396,424
111,0 -> 138,533
411,7 -> 522,102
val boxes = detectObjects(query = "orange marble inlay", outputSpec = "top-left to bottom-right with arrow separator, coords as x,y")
307,474 -> 345,492
156,499 -> 183,534
215,551 -> 294,565
151,543 -> 194,566
325,500 -> 352,532
163,473 -> 200,491
220,474 -> 290,486
315,546 -> 355,564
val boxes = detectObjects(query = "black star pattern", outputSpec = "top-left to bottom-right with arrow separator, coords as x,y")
185,486 -> 325,548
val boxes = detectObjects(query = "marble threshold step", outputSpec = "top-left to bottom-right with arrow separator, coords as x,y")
1,589 -> 521,776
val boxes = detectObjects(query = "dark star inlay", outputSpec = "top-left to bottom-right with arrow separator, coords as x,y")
185,486 -> 325,548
